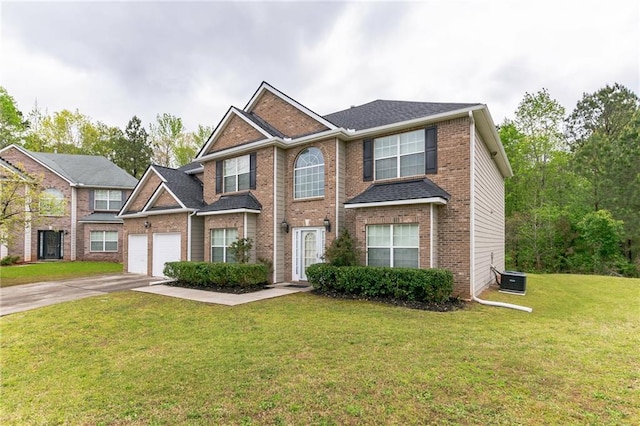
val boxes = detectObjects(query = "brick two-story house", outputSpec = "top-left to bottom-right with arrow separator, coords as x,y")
0,145 -> 138,262
119,82 -> 512,299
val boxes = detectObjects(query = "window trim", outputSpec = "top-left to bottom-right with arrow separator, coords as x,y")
373,129 -> 426,181
90,230 -> 118,252
94,190 -> 123,211
366,224 -> 419,268
293,147 -> 325,200
210,228 -> 238,263
222,155 -> 251,193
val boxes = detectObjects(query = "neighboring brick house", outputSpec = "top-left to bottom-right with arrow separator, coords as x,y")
119,82 -> 512,299
0,145 -> 138,262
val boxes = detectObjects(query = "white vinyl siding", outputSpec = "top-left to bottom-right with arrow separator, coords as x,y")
473,130 -> 506,294
90,231 -> 118,252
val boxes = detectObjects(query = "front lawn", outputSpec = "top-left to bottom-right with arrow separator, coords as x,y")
0,261 -> 123,287
1,274 -> 638,424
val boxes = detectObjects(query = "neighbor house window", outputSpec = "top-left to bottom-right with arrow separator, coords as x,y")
374,129 -> 425,180
294,147 -> 325,199
94,190 -> 122,211
39,189 -> 65,216
211,228 -> 237,263
90,231 -> 118,252
367,224 -> 419,268
223,155 -> 250,193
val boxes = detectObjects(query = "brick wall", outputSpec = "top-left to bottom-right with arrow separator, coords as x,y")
205,114 -> 264,154
249,91 -> 329,138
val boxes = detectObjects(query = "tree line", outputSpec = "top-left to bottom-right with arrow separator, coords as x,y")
1,84 -> 638,276
0,87 -> 212,178
500,83 -> 639,277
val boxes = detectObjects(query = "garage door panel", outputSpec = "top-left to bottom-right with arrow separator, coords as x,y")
152,233 -> 181,277
127,234 -> 148,274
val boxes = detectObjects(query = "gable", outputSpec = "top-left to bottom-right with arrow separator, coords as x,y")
147,186 -> 181,210
201,113 -> 266,156
248,91 -> 329,138
123,172 -> 162,213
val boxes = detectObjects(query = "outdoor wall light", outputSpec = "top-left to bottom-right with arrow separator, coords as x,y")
281,219 -> 289,233
144,220 -> 151,229
323,217 -> 331,232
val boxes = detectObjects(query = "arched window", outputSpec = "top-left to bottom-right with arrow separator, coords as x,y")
294,147 -> 324,199
39,188 -> 65,216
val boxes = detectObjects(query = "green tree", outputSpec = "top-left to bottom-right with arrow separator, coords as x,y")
323,229 -> 360,266
0,87 -> 27,148
576,210 -> 625,274
173,124 -> 213,167
0,165 -> 43,250
150,113 -> 185,167
111,116 -> 152,178
501,89 -> 569,271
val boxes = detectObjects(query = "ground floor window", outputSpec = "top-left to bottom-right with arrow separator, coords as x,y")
90,231 -> 118,252
366,224 -> 419,268
211,228 -> 237,263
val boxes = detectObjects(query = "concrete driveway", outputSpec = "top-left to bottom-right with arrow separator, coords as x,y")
0,274 -> 158,316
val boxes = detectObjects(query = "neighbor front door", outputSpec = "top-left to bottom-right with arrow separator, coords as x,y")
38,230 -> 63,260
293,227 -> 325,281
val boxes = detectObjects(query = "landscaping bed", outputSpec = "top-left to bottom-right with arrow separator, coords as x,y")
312,289 -> 466,311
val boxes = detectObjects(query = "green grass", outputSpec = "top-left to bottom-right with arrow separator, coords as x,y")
1,274 -> 639,425
0,261 -> 123,287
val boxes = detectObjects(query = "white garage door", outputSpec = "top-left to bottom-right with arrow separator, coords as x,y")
127,234 -> 148,274
152,233 -> 182,277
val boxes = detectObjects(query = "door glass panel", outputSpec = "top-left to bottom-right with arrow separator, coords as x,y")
302,231 -> 317,280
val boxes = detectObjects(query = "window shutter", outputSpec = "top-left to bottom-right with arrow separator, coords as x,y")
216,160 -> 223,194
249,152 -> 257,189
89,190 -> 94,211
120,190 -> 126,210
363,139 -> 373,181
425,126 -> 437,174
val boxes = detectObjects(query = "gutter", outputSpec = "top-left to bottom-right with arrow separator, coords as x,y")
468,111 -> 532,313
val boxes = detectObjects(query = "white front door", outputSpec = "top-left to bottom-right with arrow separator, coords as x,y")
293,227 -> 325,281
152,233 -> 181,277
127,234 -> 148,274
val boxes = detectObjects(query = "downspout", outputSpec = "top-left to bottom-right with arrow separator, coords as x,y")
468,111 -> 532,313
272,146 -> 278,284
187,211 -> 197,261
70,186 -> 77,260
335,138 -> 340,234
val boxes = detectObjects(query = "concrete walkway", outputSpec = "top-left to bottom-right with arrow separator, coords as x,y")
1,274 -> 312,316
0,274 -> 157,316
133,283 -> 311,306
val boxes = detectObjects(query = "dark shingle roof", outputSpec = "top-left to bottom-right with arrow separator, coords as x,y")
29,151 -> 138,188
236,109 -> 286,138
152,166 -> 206,209
177,161 -> 203,173
345,178 -> 451,205
324,100 -> 480,131
78,213 -> 123,223
200,192 -> 262,213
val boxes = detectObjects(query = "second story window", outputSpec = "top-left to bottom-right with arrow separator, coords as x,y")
294,147 -> 325,199
39,188 -> 65,216
224,155 -> 250,192
374,129 -> 425,180
94,190 -> 122,211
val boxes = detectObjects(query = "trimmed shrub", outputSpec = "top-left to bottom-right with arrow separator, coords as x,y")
306,264 -> 454,303
0,255 -> 20,266
163,261 -> 268,289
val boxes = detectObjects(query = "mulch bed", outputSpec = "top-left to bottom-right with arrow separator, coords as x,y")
312,290 -> 467,312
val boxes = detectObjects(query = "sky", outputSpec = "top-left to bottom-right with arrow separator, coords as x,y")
1,0 -> 638,133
